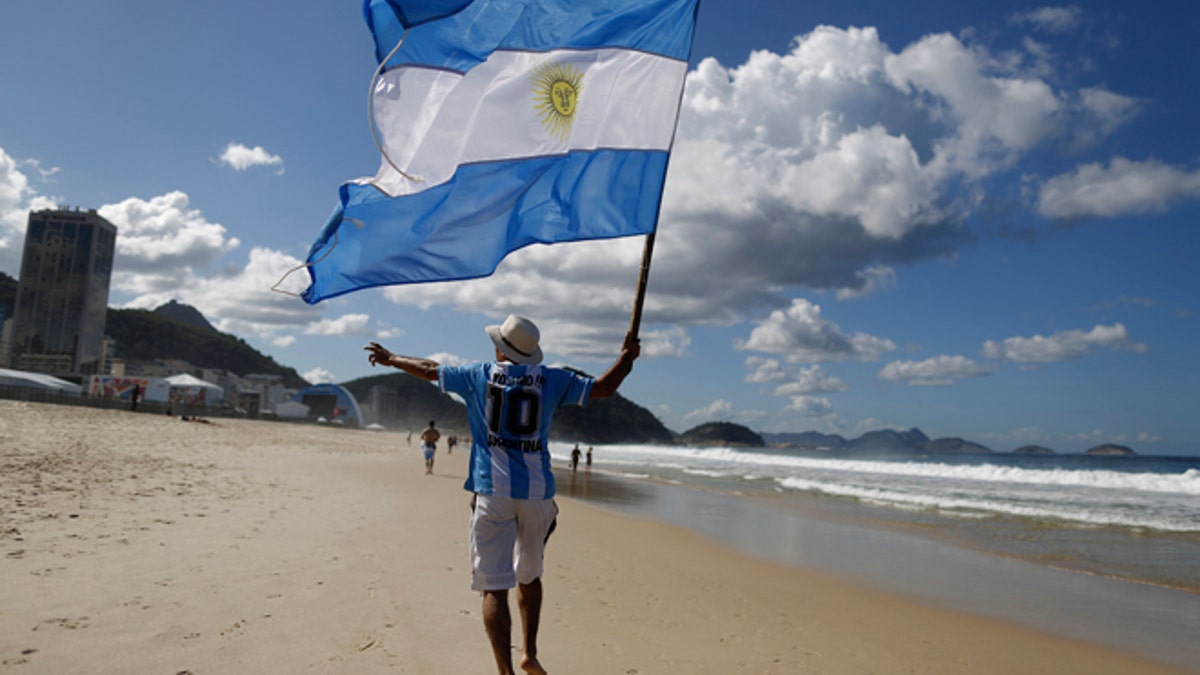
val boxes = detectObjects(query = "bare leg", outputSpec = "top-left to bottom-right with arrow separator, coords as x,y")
517,579 -> 547,674
482,589 -> 515,674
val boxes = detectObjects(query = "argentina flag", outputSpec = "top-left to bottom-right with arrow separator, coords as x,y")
300,0 -> 700,304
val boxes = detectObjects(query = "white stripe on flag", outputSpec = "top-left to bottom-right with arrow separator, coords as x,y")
364,47 -> 687,197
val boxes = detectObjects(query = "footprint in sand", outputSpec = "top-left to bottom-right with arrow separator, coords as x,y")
34,616 -> 89,631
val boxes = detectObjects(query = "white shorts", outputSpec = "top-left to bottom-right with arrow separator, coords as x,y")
469,494 -> 558,592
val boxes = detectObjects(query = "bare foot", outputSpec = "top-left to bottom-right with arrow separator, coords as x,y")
519,654 -> 547,675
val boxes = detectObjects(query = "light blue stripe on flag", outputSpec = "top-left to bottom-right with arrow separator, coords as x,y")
301,0 -> 699,304
307,150 -> 669,298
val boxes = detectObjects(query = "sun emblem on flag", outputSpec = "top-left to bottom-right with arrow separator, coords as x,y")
532,61 -> 583,142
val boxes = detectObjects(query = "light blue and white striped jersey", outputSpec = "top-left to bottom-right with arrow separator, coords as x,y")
440,361 -> 593,499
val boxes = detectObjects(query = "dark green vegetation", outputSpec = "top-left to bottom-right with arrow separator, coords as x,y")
105,306 -> 308,389
152,299 -> 218,333
551,388 -> 674,444
1084,443 -> 1137,456
677,421 -> 764,447
339,371 -> 468,431
1013,445 -> 1056,455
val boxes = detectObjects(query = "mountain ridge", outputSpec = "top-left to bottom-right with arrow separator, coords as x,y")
0,286 -> 1137,454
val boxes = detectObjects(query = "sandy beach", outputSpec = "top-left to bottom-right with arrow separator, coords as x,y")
0,400 -> 1191,674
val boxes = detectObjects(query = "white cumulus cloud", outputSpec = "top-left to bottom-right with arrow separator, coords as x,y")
0,146 -> 58,271
120,246 -> 324,345
1037,157 -> 1200,219
879,355 -> 997,385
100,191 -> 240,275
304,313 -> 372,336
217,142 -> 284,174
785,395 -> 835,417
772,365 -> 849,397
683,399 -> 736,424
1011,6 -> 1084,34
303,367 -> 336,385
735,299 -> 895,363
981,323 -> 1148,363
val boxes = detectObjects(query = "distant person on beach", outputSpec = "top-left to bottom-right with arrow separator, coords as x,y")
130,385 -> 141,412
365,314 -> 639,675
420,420 -> 440,475
586,446 -> 593,470
447,435 -> 457,455
570,444 -> 581,472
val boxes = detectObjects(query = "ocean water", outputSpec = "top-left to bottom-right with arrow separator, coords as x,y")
555,443 -> 1200,587
550,443 -> 1200,670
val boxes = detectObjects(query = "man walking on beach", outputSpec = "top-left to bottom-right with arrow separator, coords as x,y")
420,420 -> 441,475
365,314 -> 639,675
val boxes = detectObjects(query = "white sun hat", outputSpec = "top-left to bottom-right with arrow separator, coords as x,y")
486,314 -> 544,365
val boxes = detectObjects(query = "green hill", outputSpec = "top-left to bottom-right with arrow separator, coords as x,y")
339,371 -> 468,432
105,307 -> 308,389
677,421 -> 764,447
551,390 -> 674,444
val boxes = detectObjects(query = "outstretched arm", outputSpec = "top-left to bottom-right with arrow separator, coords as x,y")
364,342 -> 440,381
590,332 -> 640,400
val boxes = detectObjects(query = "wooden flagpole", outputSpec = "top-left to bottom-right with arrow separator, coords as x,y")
628,231 -> 657,339
627,0 -> 697,341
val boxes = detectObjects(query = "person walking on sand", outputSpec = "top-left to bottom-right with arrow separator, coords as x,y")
365,314 -> 639,675
586,446 -> 593,471
570,444 -> 581,472
420,420 -> 441,475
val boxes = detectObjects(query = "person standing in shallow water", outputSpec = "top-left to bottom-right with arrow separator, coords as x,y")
365,314 -> 639,675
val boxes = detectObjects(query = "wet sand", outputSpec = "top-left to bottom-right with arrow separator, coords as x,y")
0,401 -> 1191,673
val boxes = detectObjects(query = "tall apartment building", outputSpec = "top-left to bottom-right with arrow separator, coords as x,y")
9,208 -> 117,376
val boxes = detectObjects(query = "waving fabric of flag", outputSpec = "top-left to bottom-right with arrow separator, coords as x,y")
300,0 -> 700,304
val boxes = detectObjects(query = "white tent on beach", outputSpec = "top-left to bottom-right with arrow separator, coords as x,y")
0,367 -> 82,394
165,373 -> 224,405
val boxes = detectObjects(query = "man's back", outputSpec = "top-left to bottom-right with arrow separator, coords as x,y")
440,361 -> 593,499
421,426 -> 440,444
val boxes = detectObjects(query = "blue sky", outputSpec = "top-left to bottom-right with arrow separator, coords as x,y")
2,1 -> 1198,454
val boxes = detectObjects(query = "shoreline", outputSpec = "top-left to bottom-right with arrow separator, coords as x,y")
565,463 -> 1200,593
557,466 -> 1200,672
2,402 -> 1194,673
